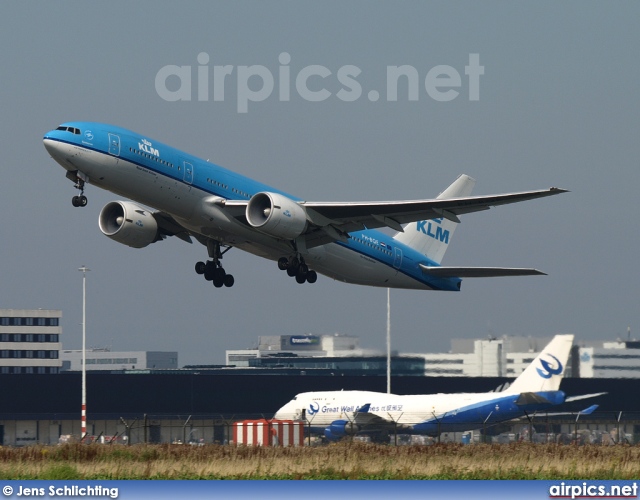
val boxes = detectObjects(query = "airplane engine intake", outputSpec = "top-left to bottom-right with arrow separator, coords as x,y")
246,192 -> 307,240
99,201 -> 159,249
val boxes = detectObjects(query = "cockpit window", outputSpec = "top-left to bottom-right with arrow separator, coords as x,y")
56,126 -> 81,134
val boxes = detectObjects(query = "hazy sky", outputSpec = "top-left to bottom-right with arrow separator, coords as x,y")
1,2 -> 638,366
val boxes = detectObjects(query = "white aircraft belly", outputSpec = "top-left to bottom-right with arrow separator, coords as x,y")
309,245 -> 431,289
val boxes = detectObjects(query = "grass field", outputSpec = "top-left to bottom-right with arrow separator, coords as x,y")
0,443 -> 639,479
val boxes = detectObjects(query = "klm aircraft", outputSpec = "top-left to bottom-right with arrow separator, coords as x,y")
274,335 -> 603,441
43,122 -> 566,289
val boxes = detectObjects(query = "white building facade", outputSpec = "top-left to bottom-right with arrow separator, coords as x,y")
577,341 -> 640,378
0,309 -> 62,374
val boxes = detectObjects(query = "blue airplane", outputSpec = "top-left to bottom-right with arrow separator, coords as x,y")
43,122 -> 566,289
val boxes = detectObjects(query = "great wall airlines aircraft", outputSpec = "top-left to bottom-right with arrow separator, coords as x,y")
43,122 -> 566,289
274,335 -> 603,441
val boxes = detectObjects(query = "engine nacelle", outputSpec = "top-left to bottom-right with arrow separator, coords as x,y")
246,192 -> 307,240
99,201 -> 159,249
326,419 -> 359,438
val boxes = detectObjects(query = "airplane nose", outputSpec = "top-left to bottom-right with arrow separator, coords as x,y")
43,136 -> 57,154
43,136 -> 76,172
43,136 -> 65,158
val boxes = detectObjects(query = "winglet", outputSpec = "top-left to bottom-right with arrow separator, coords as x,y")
357,403 -> 371,414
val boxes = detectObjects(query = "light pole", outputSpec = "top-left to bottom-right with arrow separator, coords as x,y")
78,265 -> 90,440
386,288 -> 391,394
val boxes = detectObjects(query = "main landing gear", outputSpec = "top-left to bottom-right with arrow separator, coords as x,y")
71,178 -> 87,207
278,256 -> 318,284
195,242 -> 235,288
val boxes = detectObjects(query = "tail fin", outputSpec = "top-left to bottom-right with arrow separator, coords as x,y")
505,334 -> 574,394
392,174 -> 475,263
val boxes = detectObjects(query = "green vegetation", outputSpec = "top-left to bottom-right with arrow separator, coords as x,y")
0,442 -> 638,480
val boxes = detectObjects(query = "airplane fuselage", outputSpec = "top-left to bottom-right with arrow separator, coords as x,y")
43,122 -> 460,290
273,389 -> 565,436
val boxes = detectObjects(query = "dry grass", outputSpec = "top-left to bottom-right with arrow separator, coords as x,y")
0,442 -> 639,479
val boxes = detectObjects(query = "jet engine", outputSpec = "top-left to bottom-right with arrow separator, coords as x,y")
99,201 -> 160,249
325,419 -> 359,439
246,192 -> 307,240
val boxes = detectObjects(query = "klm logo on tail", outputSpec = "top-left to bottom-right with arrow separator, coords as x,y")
536,354 -> 563,379
416,219 -> 450,244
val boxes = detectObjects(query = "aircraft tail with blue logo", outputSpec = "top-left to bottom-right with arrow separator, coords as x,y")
504,334 -> 574,394
392,174 -> 476,264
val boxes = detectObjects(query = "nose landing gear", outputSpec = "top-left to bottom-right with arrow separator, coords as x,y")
71,177 -> 87,207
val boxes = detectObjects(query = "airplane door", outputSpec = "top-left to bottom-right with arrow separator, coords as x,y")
183,161 -> 194,184
393,247 -> 403,269
108,133 -> 120,156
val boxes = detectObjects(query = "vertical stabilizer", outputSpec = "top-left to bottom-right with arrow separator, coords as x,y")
393,174 -> 475,263
505,334 -> 574,394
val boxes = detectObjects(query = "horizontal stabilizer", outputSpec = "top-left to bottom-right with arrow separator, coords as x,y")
565,392 -> 608,403
579,404 -> 599,415
419,265 -> 546,277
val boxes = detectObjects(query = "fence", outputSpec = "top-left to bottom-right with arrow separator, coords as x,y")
0,412 -> 639,446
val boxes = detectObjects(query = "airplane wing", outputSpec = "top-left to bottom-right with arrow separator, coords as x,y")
152,211 -> 193,244
345,403 -> 391,428
300,187 -> 567,233
223,186 -> 568,247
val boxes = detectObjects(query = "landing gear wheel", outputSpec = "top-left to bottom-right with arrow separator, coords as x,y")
204,262 -> 216,281
212,267 -> 226,287
71,177 -> 87,207
214,267 -> 226,281
280,252 -> 317,284
296,266 -> 307,281
198,242 -> 236,289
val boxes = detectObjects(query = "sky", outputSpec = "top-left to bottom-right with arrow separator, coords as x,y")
1,2 -> 639,366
